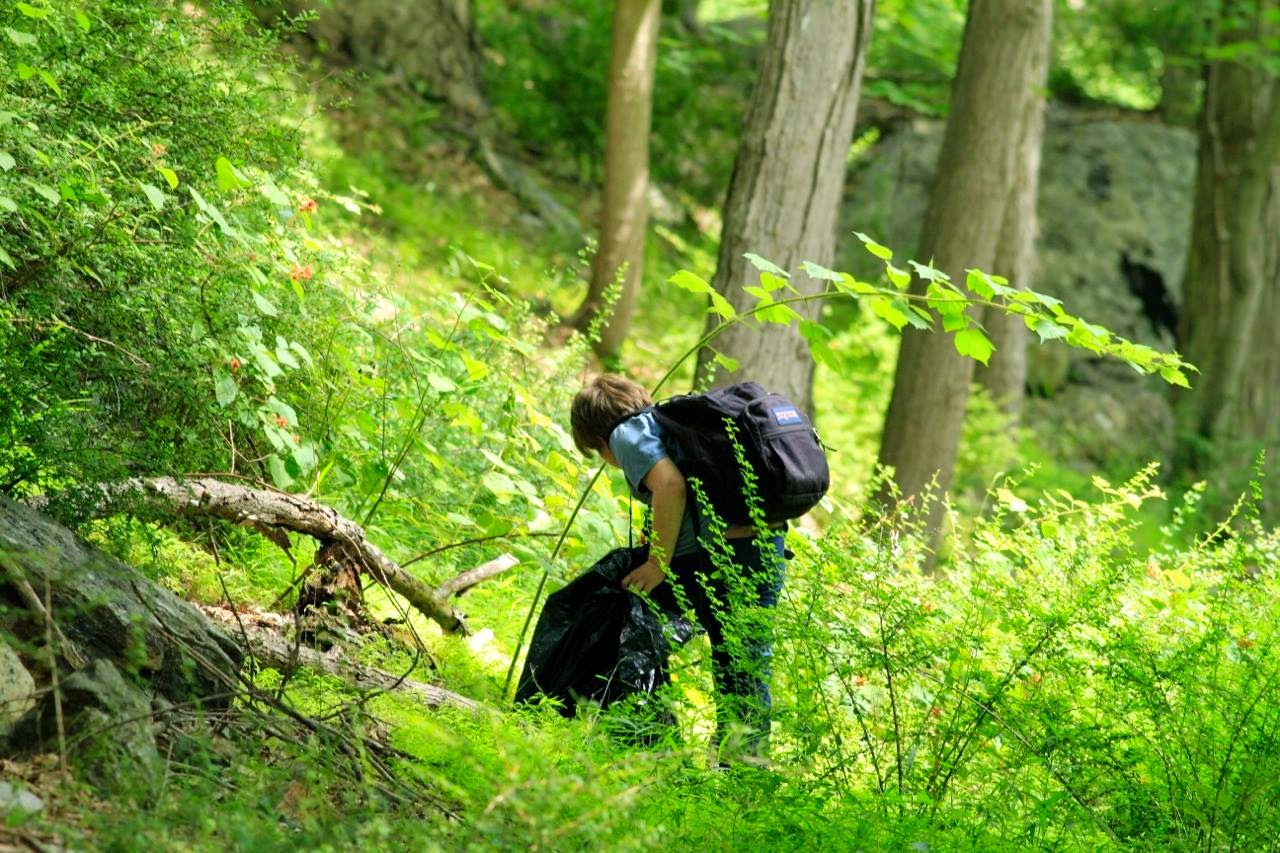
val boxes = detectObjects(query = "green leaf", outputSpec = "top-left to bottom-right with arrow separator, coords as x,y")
909,260 -> 949,283
16,64 -> 35,81
252,291 -> 278,317
668,269 -> 712,295
711,350 -> 740,373
743,253 -> 789,278
157,165 -> 179,189
462,351 -> 490,380
1018,288 -> 1063,311
482,471 -> 518,503
853,231 -> 893,260
759,271 -> 788,293
189,187 -> 235,234
0,246 -> 14,270
906,306 -> 934,330
0,197 -> 18,213
427,373 -> 457,393
836,273 -> 879,296
36,70 -> 61,97
1027,316 -> 1068,342
926,282 -> 966,317
15,3 -> 50,20
268,455 -> 293,488
290,341 -> 313,365
291,443 -> 317,473
801,260 -> 843,282
756,302 -> 802,325
250,343 -> 281,379
4,27 -> 38,46
1067,319 -> 1110,353
1160,366 -> 1191,388
214,370 -> 238,407
275,336 -> 300,369
75,10 -> 91,31
708,291 -> 735,320
965,269 -> 994,300
0,152 -> 14,172
139,182 -> 166,211
869,296 -> 909,330
27,181 -> 59,205
215,156 -> 248,191
799,320 -> 840,369
267,397 -> 297,426
885,263 -> 911,289
260,177 -> 290,208
954,328 -> 995,365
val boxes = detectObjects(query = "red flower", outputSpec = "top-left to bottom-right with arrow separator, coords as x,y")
229,357 -> 241,371
298,197 -> 317,214
275,415 -> 287,428
289,264 -> 314,282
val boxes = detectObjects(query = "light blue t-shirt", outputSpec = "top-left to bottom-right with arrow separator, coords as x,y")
608,410 -> 699,557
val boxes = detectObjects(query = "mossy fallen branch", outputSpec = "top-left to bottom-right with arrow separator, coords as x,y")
67,477 -> 475,636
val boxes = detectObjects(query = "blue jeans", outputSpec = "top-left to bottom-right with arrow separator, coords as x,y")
658,534 -> 786,755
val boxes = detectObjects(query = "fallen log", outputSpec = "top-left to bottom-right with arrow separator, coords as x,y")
82,477 -> 475,635
200,606 -> 482,712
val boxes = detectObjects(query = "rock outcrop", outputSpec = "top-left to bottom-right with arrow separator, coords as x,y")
0,496 -> 243,776
838,106 -> 1197,473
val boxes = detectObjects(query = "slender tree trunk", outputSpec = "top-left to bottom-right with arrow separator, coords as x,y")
873,0 -> 1053,562
694,0 -> 875,415
1174,0 -> 1280,512
571,0 -> 662,359
974,19 -> 1051,418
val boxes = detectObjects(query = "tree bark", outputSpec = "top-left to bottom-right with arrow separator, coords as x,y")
973,8 -> 1051,419
257,0 -> 488,120
571,0 -> 663,359
694,0 -> 875,415
76,478 -> 474,636
873,0 -> 1053,562
1174,0 -> 1280,512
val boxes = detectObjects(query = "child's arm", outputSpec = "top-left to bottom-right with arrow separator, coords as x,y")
621,457 -> 685,593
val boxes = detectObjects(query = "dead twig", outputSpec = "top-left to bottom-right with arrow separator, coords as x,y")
435,553 -> 519,599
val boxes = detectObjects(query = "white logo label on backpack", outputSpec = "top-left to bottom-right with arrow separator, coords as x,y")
771,405 -> 802,425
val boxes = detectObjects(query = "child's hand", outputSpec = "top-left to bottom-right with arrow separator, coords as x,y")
621,558 -> 666,594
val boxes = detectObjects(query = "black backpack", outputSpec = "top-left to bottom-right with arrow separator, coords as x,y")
617,382 -> 829,526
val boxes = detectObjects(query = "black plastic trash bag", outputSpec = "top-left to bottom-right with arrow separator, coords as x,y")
515,546 -> 696,716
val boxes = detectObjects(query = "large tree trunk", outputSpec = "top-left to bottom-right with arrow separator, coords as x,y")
874,0 -> 1053,563
1174,1 -> 1280,514
973,12 -> 1051,418
571,0 -> 663,359
694,0 -> 874,415
257,0 -> 487,120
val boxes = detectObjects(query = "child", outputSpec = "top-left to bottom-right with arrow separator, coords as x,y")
570,374 -> 787,758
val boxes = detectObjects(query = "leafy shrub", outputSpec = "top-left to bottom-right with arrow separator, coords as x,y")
0,0 -> 342,494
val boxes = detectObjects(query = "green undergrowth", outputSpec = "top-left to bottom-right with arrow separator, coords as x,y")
50,466 -> 1280,850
